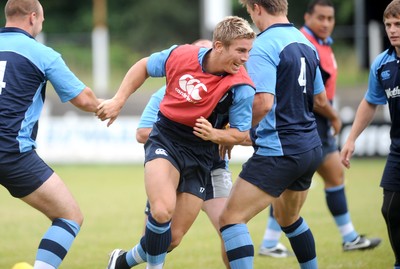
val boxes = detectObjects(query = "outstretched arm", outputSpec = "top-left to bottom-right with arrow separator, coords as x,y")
69,86 -> 100,113
96,57 -> 149,126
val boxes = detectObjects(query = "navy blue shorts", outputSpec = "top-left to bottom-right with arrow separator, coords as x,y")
144,124 -> 214,200
144,167 -> 232,215
239,146 -> 322,197
0,150 -> 54,198
381,153 -> 400,192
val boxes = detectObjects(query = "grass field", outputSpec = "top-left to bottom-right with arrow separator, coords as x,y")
0,158 -> 393,269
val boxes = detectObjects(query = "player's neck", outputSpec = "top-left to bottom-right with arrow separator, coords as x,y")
260,15 -> 289,32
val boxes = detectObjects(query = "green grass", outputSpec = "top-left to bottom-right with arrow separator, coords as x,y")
0,159 -> 392,269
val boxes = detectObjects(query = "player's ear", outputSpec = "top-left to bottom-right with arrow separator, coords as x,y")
29,11 -> 37,26
214,41 -> 224,53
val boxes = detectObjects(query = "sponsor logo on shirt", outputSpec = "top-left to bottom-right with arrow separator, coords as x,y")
176,74 -> 208,103
381,70 -> 390,81
385,86 -> 400,98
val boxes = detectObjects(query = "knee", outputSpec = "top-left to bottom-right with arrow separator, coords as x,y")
274,210 -> 298,227
150,202 -> 174,223
60,207 -> 83,227
66,210 -> 83,227
219,211 -> 230,228
76,213 -> 84,227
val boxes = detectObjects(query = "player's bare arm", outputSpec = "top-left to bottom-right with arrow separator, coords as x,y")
252,92 -> 273,127
69,86 -> 100,113
193,117 -> 249,146
97,57 -> 149,126
314,90 -> 342,135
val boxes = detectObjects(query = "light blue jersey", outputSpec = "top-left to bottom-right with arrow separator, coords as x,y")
0,27 -> 85,152
247,24 -> 323,156
137,86 -> 166,129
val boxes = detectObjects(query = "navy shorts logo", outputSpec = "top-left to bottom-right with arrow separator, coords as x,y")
155,148 -> 168,156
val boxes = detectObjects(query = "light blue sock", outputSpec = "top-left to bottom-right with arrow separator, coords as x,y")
221,224 -> 254,269
35,218 -> 80,268
126,237 -> 147,266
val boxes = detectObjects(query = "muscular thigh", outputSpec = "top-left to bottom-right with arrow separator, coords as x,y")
0,151 -> 53,198
220,177 -> 275,226
273,189 -> 309,226
21,172 -> 82,222
317,151 -> 344,187
145,158 -> 180,212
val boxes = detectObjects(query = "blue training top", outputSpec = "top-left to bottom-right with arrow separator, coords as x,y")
366,46 -> 400,155
246,23 -> 324,156
137,86 -> 166,129
0,27 -> 85,153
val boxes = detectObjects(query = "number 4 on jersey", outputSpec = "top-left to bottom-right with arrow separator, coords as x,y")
298,57 -> 306,93
0,61 -> 7,94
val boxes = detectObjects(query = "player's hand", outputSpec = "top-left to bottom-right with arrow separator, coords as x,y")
340,141 -> 355,169
193,117 -> 214,141
219,144 -> 233,160
96,98 -> 123,127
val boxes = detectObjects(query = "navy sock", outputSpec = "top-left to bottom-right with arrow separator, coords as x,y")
281,217 -> 317,268
326,185 -> 358,242
145,214 -> 171,267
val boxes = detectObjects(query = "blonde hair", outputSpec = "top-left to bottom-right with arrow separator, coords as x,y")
213,16 -> 256,47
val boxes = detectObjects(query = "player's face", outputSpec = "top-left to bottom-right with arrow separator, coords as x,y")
384,16 -> 400,49
304,4 -> 335,41
220,38 -> 253,74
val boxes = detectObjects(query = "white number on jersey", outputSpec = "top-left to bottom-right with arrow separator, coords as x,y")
298,57 -> 306,93
0,61 -> 7,95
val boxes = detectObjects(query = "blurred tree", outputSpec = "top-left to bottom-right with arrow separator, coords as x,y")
108,0 -> 200,53
39,0 -> 92,33
0,0 -> 355,52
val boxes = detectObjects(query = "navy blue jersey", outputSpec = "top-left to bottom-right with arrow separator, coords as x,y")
366,46 -> 400,155
0,27 -> 85,153
246,23 -> 324,156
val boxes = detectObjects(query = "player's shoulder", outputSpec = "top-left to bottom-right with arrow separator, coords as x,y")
374,48 -> 395,65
